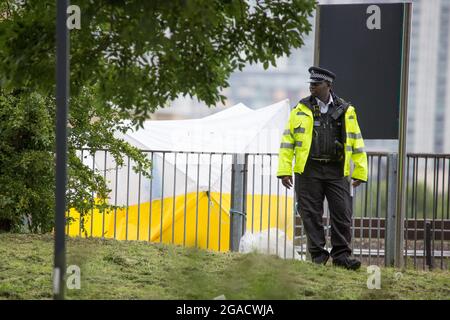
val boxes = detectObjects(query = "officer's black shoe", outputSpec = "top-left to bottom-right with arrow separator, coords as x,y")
332,256 -> 361,270
311,253 -> 330,265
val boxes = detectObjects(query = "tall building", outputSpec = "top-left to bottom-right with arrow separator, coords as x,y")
408,0 -> 450,153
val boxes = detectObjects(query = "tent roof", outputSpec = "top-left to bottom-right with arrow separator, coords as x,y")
201,102 -> 252,120
120,99 -> 290,154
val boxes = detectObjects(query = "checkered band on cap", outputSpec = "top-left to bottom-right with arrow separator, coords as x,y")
310,71 -> 333,82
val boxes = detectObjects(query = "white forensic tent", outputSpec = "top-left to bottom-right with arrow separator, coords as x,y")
68,99 -> 297,257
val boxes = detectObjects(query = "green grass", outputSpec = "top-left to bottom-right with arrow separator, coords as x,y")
0,233 -> 449,300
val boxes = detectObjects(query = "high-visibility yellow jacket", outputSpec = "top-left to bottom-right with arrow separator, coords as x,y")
277,96 -> 368,181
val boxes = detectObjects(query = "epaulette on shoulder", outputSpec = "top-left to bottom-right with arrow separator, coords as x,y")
290,98 -> 305,111
298,96 -> 314,109
337,97 -> 352,110
299,97 -> 310,105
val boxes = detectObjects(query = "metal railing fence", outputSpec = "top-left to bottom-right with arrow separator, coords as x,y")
68,149 -> 450,270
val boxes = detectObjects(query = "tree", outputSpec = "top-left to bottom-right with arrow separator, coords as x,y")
0,0 -> 315,123
0,0 -> 316,232
0,88 -> 151,232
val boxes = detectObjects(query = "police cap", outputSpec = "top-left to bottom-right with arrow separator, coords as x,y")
308,66 -> 336,83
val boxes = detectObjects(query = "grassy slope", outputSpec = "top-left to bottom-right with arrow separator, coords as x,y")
0,234 -> 448,300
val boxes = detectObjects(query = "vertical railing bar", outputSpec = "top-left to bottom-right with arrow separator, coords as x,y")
384,154 -> 389,264
410,155 -> 415,267
252,155 -> 256,233
218,154 -> 224,251
447,156 -> 450,220
413,157 -> 418,268
160,152 -> 165,244
268,155 -> 272,255
406,155 -> 416,266
114,162 -> 118,240
172,153 -> 177,245
80,149 -> 84,237
243,154 -> 248,246
360,177 -> 365,260
206,153 -> 212,250
384,155 -> 388,261
431,157 -> 437,265
433,157 -> 439,264
91,152 -> 95,238
364,158 -> 370,219
284,186 -> 288,259
102,151 -> 107,239
292,167 -> 295,260
376,155 -> 382,263
276,174 -> 280,257
148,152 -> 154,243
183,153 -> 188,247
260,155 -> 264,234
432,155 -> 445,264
137,169 -> 142,241
351,179 -> 355,254
440,157 -> 446,269
195,153 -> 200,248
364,156 -> 370,260
404,155 -> 410,266
423,156 -> 428,269
368,155 -> 374,264
125,156 -> 130,241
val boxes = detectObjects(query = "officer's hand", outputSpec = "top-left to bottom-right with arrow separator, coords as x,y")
352,179 -> 362,188
281,176 -> 293,189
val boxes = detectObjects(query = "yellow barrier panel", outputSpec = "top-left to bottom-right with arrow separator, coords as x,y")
245,194 -> 294,238
68,192 -> 294,253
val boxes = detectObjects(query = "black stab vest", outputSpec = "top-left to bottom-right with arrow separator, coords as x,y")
309,101 -> 344,161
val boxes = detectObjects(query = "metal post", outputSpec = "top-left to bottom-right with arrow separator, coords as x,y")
395,3 -> 412,269
54,0 -> 69,300
385,153 -> 398,267
230,154 -> 247,251
313,6 -> 321,66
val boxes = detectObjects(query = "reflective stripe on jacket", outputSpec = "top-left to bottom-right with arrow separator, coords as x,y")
277,100 -> 368,181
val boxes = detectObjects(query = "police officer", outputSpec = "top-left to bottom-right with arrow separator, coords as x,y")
277,66 -> 368,270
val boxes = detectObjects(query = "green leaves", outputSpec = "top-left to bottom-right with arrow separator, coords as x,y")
0,0 -> 316,126
0,91 -> 55,232
0,88 -> 151,233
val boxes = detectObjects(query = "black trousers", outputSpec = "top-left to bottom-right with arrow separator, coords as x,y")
294,162 -> 353,259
